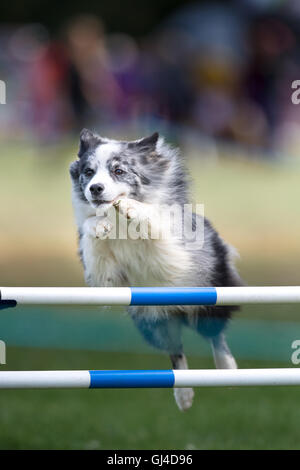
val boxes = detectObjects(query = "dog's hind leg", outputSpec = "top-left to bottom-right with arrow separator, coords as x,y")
129,311 -> 194,410
210,333 -> 237,369
170,353 -> 194,411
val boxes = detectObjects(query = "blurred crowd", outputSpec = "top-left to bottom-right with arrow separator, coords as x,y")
1,1 -> 300,154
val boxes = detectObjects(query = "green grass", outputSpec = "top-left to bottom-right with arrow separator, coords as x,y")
0,346 -> 299,450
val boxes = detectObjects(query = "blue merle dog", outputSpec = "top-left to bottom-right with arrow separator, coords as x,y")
70,129 -> 243,410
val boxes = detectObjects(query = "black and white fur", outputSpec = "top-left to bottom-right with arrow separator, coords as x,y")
70,129 -> 244,411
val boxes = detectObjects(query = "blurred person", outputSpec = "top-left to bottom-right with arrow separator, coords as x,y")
105,32 -> 141,121
162,2 -> 257,145
122,29 -> 195,128
190,50 -> 240,140
8,24 -> 70,141
64,14 -> 122,130
243,16 -> 296,150
26,40 -> 70,140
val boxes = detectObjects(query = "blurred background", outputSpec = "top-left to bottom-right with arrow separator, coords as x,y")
1,0 -> 300,450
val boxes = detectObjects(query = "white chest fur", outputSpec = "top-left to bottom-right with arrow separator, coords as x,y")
74,192 -> 194,288
81,234 -> 192,288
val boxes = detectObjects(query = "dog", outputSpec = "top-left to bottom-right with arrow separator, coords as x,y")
70,128 -> 244,411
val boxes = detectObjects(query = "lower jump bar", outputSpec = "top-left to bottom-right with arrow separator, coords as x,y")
2,286 -> 300,306
0,369 -> 300,389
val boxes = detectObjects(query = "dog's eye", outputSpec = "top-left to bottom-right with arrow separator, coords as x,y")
114,168 -> 125,176
84,168 -> 94,177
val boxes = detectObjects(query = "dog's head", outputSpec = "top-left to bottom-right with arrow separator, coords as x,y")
70,129 -> 184,211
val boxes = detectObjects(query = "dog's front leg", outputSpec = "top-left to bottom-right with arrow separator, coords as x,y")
114,198 -> 162,239
83,216 -> 113,239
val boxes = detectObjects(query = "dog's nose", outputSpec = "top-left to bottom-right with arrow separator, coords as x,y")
90,183 -> 104,196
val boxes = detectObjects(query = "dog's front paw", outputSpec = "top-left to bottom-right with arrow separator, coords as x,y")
174,387 -> 194,411
83,217 -> 113,239
114,198 -> 147,222
95,219 -> 113,239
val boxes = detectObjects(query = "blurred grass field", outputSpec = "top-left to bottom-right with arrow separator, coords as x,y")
1,139 -> 300,449
1,140 -> 300,287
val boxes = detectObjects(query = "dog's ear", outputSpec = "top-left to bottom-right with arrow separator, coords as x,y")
78,128 -> 102,158
69,160 -> 80,179
128,132 -> 159,150
138,132 -> 159,148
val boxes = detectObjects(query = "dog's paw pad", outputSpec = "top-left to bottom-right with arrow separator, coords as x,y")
174,388 -> 194,411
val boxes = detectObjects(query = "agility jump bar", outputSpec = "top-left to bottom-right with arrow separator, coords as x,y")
1,286 -> 300,307
0,369 -> 300,389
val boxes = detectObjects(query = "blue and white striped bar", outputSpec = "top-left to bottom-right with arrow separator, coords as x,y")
1,369 -> 300,389
1,286 -> 300,306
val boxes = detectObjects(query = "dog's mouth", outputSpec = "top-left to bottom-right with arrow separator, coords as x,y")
91,199 -> 113,206
91,193 -> 126,208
